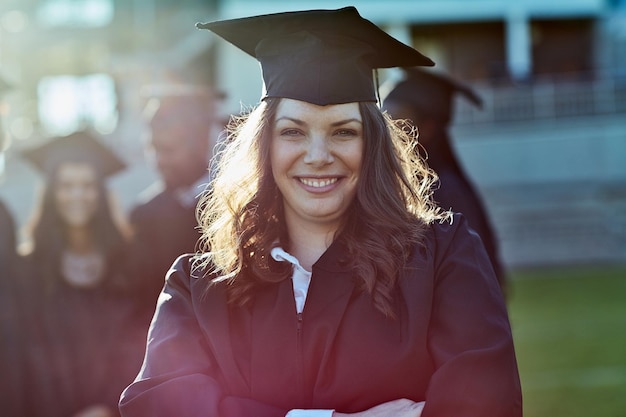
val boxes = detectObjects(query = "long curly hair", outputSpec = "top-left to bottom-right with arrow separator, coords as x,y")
196,98 -> 449,317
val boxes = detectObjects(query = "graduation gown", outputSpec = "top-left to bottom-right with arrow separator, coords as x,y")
127,185 -> 201,324
22,259 -> 145,417
426,132 -> 506,291
120,214 -> 522,417
0,249 -> 28,417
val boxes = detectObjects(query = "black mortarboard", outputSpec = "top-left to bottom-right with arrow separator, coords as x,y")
196,6 -> 434,106
382,67 -> 482,124
22,130 -> 126,178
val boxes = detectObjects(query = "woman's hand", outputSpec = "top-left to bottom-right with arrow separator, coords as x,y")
333,399 -> 425,417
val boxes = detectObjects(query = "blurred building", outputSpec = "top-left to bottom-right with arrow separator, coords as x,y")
0,0 -> 220,147
0,0 -> 625,267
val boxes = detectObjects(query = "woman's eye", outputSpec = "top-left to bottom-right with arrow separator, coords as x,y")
335,129 -> 357,137
280,128 -> 302,137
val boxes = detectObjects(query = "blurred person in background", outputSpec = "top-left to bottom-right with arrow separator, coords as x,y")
0,73 -> 16,273
382,68 -> 507,296
126,86 -> 224,327
19,131 -> 144,417
120,7 -> 521,417
0,72 -> 28,417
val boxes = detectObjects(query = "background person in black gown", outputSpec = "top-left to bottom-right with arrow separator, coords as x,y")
19,131 -> 144,417
126,86 -> 224,327
382,67 -> 507,295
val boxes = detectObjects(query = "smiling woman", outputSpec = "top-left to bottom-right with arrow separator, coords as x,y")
17,131 -> 145,417
119,7 -> 522,417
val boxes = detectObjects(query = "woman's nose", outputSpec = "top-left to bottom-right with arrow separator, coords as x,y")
303,134 -> 333,166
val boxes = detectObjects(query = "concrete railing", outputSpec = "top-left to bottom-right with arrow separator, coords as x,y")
456,76 -> 626,125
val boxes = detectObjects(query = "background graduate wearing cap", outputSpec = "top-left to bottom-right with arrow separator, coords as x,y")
18,131 -> 145,417
382,68 -> 508,296
126,87 -> 223,329
120,7 -> 521,417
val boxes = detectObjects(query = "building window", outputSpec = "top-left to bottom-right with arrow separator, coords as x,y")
531,18 -> 594,80
412,21 -> 506,82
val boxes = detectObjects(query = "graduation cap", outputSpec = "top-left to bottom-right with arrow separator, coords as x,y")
22,130 -> 126,178
382,67 -> 482,124
196,6 -> 434,106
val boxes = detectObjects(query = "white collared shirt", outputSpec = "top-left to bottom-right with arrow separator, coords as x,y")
270,247 -> 312,314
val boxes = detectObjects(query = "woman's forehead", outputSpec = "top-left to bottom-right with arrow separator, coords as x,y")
274,98 -> 362,122
56,161 -> 98,178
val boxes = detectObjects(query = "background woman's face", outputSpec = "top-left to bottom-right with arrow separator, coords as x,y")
54,162 -> 99,228
270,98 -> 363,229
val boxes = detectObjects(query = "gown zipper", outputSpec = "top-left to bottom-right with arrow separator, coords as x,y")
296,311 -> 306,404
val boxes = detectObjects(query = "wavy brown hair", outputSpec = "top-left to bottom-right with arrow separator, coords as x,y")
196,98 -> 449,317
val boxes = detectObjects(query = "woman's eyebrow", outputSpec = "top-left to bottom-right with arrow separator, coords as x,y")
330,118 -> 362,127
275,116 -> 305,125
275,117 -> 362,126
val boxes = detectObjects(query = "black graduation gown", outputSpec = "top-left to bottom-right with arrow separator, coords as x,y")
22,259 -> 145,417
0,216 -> 28,417
426,133 -> 506,291
120,214 -> 522,417
127,186 -> 201,324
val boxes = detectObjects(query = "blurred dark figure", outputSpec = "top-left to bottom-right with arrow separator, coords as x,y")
382,68 -> 507,295
0,193 -> 15,269
0,73 -> 28,417
0,73 -> 15,271
19,131 -> 144,417
127,86 -> 224,326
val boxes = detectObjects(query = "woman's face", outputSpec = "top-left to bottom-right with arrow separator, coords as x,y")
271,98 -> 363,230
54,162 -> 99,228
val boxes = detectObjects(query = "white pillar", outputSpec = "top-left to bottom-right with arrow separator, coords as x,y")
505,8 -> 532,81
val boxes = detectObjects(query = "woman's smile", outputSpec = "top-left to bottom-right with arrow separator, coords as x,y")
297,176 -> 340,190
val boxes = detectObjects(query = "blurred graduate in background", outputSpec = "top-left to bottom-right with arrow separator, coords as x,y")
126,86 -> 224,328
382,68 -> 507,295
19,131 -> 144,417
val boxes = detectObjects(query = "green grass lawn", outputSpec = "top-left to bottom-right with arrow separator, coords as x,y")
507,265 -> 626,417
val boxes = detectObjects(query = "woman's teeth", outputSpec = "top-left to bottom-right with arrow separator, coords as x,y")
300,178 -> 338,188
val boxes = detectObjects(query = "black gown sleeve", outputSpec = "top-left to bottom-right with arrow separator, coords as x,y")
118,255 -> 287,417
422,214 -> 522,417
